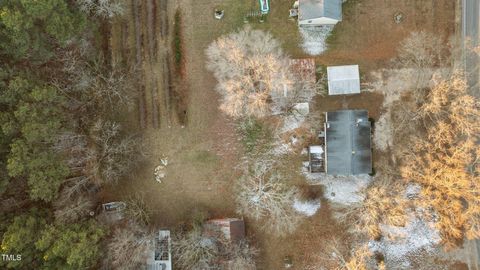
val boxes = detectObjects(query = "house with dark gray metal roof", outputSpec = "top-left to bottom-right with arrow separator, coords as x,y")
298,0 -> 342,26
324,110 -> 372,175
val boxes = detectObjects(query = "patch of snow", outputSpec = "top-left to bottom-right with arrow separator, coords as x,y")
299,25 -> 334,55
304,173 -> 371,206
404,183 -> 421,200
369,212 -> 441,269
271,142 -> 292,156
293,102 -> 310,116
293,198 -> 321,216
281,114 -> 306,133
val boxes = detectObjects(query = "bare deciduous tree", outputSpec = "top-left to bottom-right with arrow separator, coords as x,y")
235,159 -> 301,236
397,31 -> 445,69
352,180 -> 407,240
223,240 -> 257,270
172,225 -> 219,270
401,72 -> 480,248
106,222 -> 152,270
395,31 -> 448,103
53,132 -> 90,172
88,61 -> 137,111
77,0 -> 125,18
90,120 -> 143,184
56,48 -> 137,114
125,193 -> 152,226
206,27 -> 295,118
54,193 -> 94,224
172,225 -> 257,270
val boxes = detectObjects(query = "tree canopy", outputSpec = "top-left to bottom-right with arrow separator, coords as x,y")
0,0 -> 86,61
1,210 -> 105,270
0,77 -> 69,202
401,72 -> 480,248
0,210 -> 47,269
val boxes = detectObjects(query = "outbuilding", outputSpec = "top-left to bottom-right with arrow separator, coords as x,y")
327,65 -> 360,95
324,110 -> 372,175
298,0 -> 342,26
146,230 -> 172,270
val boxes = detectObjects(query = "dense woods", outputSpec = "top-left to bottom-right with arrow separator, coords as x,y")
0,1 -> 140,269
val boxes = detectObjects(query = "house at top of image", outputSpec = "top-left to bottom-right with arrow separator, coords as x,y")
298,0 -> 343,26
308,110 -> 372,175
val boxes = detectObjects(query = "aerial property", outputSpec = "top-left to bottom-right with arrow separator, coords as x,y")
0,0 -> 470,269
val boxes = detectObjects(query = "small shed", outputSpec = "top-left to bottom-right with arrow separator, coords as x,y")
327,65 -> 360,95
298,0 -> 342,26
203,218 -> 245,242
146,230 -> 172,270
324,110 -> 372,175
308,145 -> 325,173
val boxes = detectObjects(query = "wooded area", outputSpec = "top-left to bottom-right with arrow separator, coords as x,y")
0,1 -> 143,269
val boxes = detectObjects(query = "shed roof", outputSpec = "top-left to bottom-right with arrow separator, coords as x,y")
204,218 -> 245,242
146,230 -> 172,270
325,110 -> 372,175
327,65 -> 360,95
299,0 -> 342,21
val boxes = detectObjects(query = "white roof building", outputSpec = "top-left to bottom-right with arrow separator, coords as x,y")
298,0 -> 342,26
327,65 -> 360,95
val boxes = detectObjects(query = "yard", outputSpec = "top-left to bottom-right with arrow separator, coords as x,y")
102,0 -> 458,269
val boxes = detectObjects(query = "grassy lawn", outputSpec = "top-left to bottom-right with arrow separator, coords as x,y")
213,0 -> 305,56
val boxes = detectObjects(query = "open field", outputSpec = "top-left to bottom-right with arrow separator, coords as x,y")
103,0 -> 458,269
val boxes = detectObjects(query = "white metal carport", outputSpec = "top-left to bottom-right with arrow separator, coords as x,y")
327,65 -> 360,95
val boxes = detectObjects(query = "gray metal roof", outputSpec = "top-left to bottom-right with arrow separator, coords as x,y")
325,110 -> 372,175
299,0 -> 342,21
327,65 -> 361,95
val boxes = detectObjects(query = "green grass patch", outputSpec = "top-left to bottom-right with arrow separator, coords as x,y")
188,150 -> 219,164
173,9 -> 183,70
238,118 -> 273,154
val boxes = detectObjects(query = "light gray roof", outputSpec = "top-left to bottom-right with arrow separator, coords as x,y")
327,65 -> 360,95
325,110 -> 372,175
299,0 -> 342,21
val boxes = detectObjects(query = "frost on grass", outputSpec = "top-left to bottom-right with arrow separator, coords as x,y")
369,211 -> 441,269
299,25 -> 334,55
304,171 -> 371,206
293,198 -> 321,216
